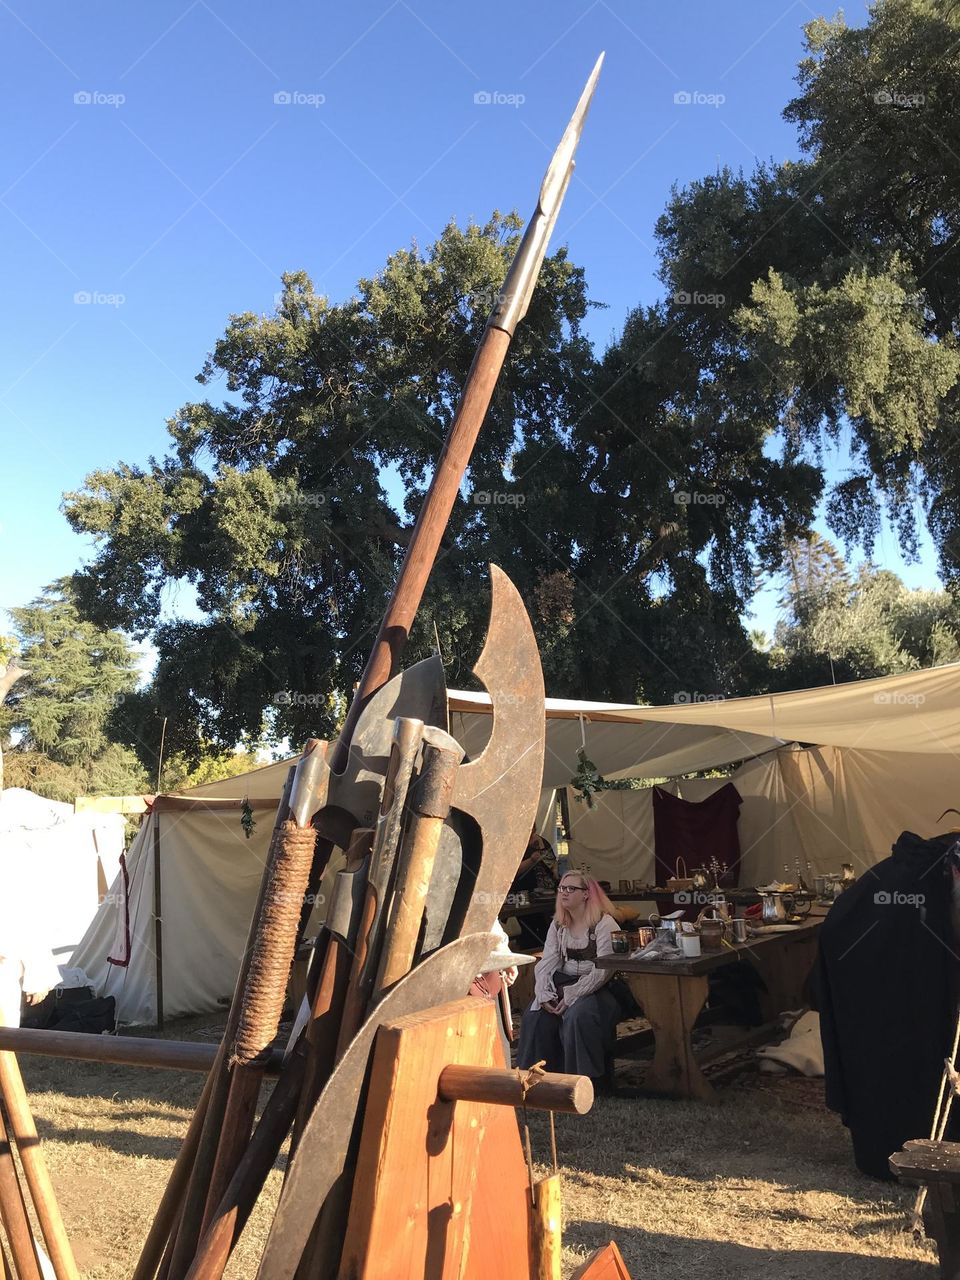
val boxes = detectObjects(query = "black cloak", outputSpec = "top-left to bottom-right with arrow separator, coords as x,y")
816,831 -> 959,1179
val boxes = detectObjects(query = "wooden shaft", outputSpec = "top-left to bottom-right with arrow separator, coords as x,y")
334,891 -> 377,1057
530,1174 -> 562,1280
331,323 -> 512,773
199,1065 -> 264,1238
167,768 -> 296,1278
0,1053 -> 78,1280
0,1029 -> 277,1075
132,1067 -> 216,1280
437,1065 -> 594,1115
0,1105 -> 41,1280
183,1049 -> 307,1280
373,812 -> 445,994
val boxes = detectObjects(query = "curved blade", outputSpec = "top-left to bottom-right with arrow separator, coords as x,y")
439,565 -> 545,943
257,932 -> 496,1280
313,654 -> 447,841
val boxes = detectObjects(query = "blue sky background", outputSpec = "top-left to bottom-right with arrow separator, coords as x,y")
0,0 -> 936,662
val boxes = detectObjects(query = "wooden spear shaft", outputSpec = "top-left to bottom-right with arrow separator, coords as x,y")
330,325 -> 510,773
0,1104 -> 41,1280
0,1053 -> 78,1280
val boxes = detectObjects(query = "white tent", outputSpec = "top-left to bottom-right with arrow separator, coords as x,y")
71,664 -> 960,1024
0,788 -> 125,962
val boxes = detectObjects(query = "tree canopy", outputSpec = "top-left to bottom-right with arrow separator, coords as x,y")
62,0 -> 960,750
0,583 -> 147,801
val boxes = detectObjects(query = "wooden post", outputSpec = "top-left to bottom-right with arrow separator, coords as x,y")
153,813 -> 164,1032
0,1053 -> 79,1280
530,1175 -> 562,1280
0,1104 -> 41,1280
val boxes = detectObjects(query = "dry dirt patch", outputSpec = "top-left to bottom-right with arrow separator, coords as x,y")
12,1019 -> 940,1279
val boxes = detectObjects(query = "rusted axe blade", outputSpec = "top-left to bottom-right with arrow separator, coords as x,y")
311,655 -> 447,846
256,933 -> 496,1280
438,564 -> 545,943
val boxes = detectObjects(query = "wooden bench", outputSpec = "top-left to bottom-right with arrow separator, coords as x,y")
890,1138 -> 960,1278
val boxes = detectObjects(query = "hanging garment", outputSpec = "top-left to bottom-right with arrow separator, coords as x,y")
816,831 -> 959,1179
652,782 -> 742,886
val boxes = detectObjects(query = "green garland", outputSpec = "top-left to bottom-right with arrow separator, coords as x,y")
240,798 -> 256,840
570,748 -> 641,807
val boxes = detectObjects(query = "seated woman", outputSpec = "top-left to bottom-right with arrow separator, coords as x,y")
516,872 -> 620,1083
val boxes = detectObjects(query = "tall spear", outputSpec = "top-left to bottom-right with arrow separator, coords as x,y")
158,54 -> 605,1280
331,50 -> 605,771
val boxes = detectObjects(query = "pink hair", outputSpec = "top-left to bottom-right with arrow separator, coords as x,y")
554,874 -> 616,929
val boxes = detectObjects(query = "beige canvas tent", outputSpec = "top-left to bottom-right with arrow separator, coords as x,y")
71,663 -> 960,1024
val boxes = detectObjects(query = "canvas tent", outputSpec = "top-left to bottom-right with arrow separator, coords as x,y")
71,663 -> 960,1025
0,788 -> 125,963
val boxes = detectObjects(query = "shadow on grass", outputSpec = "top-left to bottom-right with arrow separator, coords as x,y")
567,1220 -> 935,1279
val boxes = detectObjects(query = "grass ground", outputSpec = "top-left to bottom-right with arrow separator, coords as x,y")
10,1015 -> 940,1279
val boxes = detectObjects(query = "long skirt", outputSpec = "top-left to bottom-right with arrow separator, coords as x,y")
516,988 -> 620,1078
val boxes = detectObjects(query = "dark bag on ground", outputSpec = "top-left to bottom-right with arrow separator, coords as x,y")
20,986 -> 116,1034
52,995 -> 116,1034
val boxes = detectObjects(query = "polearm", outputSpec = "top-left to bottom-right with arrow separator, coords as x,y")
177,55 -> 605,1280
329,50 -> 605,774
294,46 -> 605,986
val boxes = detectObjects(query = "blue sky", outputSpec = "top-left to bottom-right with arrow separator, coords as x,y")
0,0 -> 936,652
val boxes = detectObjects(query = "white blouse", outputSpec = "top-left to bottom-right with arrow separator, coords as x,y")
531,913 -> 617,1009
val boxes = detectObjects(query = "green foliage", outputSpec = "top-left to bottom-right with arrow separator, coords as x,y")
159,748 -> 264,793
1,583 -> 147,799
768,535 -> 960,686
60,1 -> 960,737
657,0 -> 960,573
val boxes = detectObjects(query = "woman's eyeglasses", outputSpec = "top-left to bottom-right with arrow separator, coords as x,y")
558,884 -> 587,893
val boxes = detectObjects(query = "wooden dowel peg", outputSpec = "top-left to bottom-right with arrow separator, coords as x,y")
437,1065 -> 594,1115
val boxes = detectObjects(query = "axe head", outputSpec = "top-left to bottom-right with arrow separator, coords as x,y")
312,655 -> 447,846
434,565 -> 545,944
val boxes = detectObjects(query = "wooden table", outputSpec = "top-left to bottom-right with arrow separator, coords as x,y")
596,918 -> 822,1102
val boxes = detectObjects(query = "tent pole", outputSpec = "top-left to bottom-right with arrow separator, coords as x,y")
153,814 -> 164,1032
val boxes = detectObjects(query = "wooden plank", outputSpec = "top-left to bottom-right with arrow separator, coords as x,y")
892,1142 -> 960,1185
568,1241 -> 633,1278
341,997 -> 530,1279
74,794 -> 150,814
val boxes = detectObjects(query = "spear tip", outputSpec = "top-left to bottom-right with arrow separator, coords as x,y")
540,52 -> 606,216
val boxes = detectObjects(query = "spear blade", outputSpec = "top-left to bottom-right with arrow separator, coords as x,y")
489,51 -> 605,337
